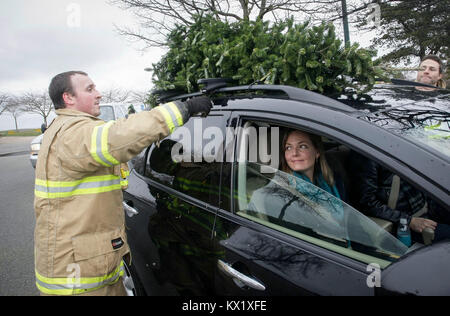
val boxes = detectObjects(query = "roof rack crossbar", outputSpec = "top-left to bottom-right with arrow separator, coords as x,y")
153,83 -> 354,111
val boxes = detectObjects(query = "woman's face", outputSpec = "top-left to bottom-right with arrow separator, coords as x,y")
284,131 -> 320,180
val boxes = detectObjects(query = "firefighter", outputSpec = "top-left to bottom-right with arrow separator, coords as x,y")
34,71 -> 212,296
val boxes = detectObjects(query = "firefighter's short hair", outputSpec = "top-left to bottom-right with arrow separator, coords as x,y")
49,71 -> 88,109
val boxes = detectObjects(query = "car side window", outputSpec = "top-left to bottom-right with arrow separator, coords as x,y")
236,161 -> 408,266
144,115 -> 225,207
233,121 -> 409,267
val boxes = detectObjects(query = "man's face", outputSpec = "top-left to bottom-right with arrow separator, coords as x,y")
64,74 -> 102,116
416,59 -> 443,86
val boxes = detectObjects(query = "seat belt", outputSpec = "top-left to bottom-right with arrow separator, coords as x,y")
387,175 -> 400,210
387,174 -> 433,245
388,174 -> 428,216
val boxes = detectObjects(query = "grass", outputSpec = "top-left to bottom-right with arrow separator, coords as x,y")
0,129 -> 42,137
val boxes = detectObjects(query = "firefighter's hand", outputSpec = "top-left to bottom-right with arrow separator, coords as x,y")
185,96 -> 212,117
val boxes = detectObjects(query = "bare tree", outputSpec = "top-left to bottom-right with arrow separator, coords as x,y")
128,90 -> 150,104
1,95 -> 25,131
101,88 -> 151,110
101,87 -> 132,103
21,91 -> 54,128
0,93 -> 11,116
108,0 -> 344,48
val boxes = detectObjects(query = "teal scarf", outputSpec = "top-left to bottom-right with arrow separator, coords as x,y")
291,171 -> 343,220
293,171 -> 340,199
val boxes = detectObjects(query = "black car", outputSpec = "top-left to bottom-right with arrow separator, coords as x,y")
122,81 -> 450,296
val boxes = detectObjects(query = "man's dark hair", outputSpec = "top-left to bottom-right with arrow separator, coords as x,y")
421,55 -> 445,74
49,71 -> 88,109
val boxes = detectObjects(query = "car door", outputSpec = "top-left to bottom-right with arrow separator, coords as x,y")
212,109 -> 420,296
124,111 -> 231,295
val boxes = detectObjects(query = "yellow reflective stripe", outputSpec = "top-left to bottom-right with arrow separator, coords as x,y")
36,279 -> 121,296
36,262 -> 124,295
36,262 -> 123,285
120,168 -> 130,179
35,185 -> 122,198
157,106 -> 175,133
424,122 -> 441,130
91,125 -> 110,167
429,134 -> 450,140
120,168 -> 129,188
156,102 -> 184,133
35,175 -> 119,188
90,122 -> 120,167
35,175 -> 122,199
167,102 -> 184,127
101,121 -> 120,165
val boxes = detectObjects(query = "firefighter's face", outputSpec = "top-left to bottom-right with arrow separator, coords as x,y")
64,74 -> 102,117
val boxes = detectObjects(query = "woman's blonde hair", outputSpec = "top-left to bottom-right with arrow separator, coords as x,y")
280,129 -> 335,186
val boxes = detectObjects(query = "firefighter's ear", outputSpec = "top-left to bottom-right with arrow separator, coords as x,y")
62,92 -> 75,107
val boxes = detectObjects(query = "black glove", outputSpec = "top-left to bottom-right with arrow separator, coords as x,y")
185,95 -> 213,117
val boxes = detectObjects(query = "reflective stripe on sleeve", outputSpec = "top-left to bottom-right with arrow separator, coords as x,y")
91,121 -> 120,167
120,168 -> 129,189
155,102 -> 184,133
35,175 -> 122,199
35,262 -> 125,295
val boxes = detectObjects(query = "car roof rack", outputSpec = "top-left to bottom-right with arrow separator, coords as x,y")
152,79 -> 355,112
221,84 -> 353,110
198,78 -> 235,93
390,78 -> 441,88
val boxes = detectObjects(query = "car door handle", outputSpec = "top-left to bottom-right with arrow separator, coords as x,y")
217,260 -> 266,291
123,201 -> 139,218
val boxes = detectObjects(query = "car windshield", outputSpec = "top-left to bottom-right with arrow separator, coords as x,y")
235,162 -> 409,267
349,86 -> 450,160
98,106 -> 115,122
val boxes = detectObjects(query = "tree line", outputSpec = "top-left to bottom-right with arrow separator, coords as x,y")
0,89 -> 148,131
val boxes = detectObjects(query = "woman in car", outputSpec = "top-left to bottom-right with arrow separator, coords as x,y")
280,129 -> 344,201
248,129 -> 346,235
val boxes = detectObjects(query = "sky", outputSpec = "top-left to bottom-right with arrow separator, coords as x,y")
0,0 -> 168,130
0,0 -> 379,131
0,0 -> 165,94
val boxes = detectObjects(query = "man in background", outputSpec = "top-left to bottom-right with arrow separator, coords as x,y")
416,55 -> 446,89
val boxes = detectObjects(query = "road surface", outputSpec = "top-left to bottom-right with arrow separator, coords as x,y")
0,136 -> 39,296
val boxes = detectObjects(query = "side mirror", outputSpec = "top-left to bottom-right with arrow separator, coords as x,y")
40,123 -> 47,134
380,241 -> 450,295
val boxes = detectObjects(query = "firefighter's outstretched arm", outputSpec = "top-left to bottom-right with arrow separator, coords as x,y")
157,95 -> 213,133
57,96 -> 213,173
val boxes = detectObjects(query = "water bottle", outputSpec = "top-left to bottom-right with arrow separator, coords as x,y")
397,217 -> 412,247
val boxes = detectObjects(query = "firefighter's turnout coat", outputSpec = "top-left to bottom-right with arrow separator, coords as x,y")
34,103 -> 185,295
